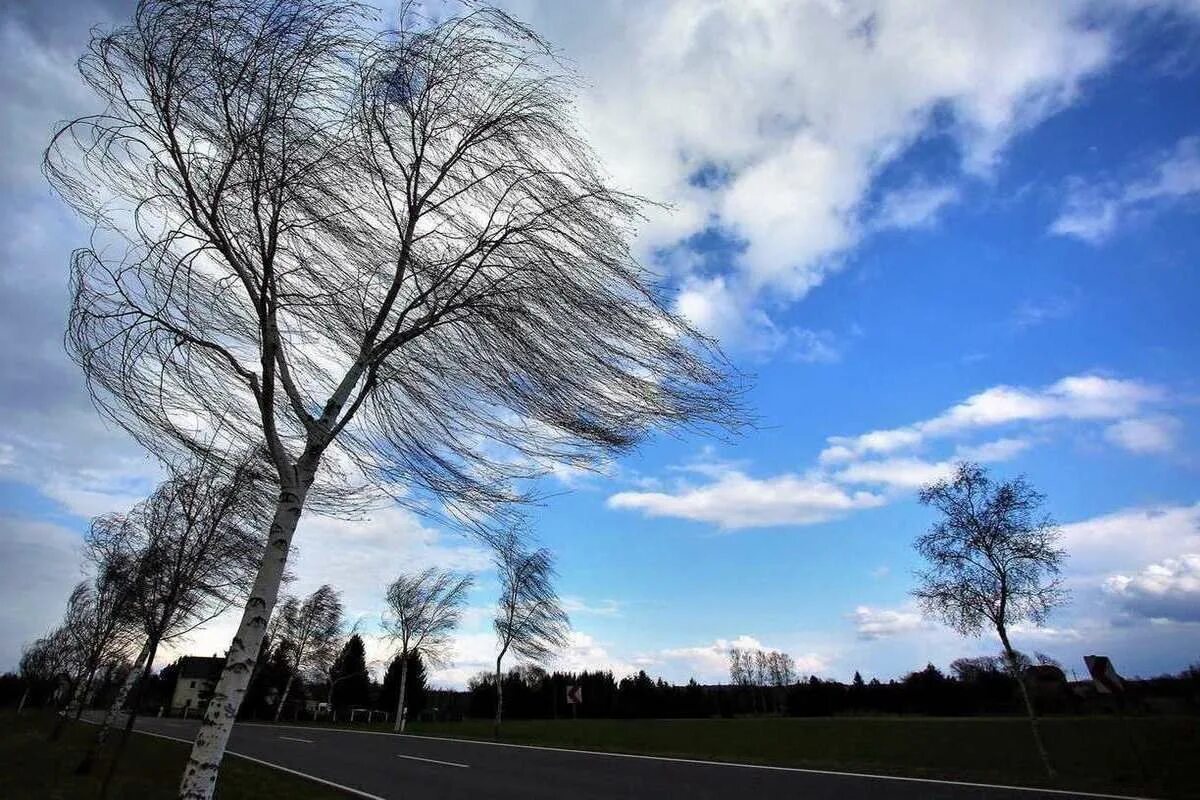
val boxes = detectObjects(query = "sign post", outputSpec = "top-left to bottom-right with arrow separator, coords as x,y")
566,685 -> 582,720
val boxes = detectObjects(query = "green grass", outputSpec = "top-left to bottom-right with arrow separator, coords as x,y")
0,711 -> 344,799
269,714 -> 1199,798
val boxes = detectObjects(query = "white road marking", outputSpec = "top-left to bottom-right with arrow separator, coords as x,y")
243,721 -> 1156,800
279,735 -> 314,743
77,717 -> 387,800
396,753 -> 470,769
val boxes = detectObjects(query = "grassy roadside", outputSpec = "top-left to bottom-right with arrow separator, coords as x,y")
0,711 -> 344,799
262,714 -> 1199,799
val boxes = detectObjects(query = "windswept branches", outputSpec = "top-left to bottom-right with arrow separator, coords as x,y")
271,584 -> 344,721
912,462 -> 1068,778
383,566 -> 473,732
46,2 -> 740,793
492,528 -> 568,736
914,462 -> 1068,637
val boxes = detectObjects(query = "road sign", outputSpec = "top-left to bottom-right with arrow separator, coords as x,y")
566,685 -> 582,705
1083,655 -> 1124,694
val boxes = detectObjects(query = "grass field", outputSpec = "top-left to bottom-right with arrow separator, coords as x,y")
276,714 -> 1199,799
0,711 -> 342,799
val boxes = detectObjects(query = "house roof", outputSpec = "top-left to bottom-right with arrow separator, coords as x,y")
177,656 -> 226,681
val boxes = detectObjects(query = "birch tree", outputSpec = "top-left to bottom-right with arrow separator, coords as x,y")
46,2 -> 738,795
383,568 -> 472,732
493,533 -> 569,738
272,585 -> 344,722
81,455 -> 264,781
913,462 -> 1068,778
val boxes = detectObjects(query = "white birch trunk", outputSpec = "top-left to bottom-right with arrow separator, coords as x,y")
275,674 -> 295,723
17,686 -> 30,715
394,655 -> 409,733
96,642 -> 149,747
178,479 -> 310,800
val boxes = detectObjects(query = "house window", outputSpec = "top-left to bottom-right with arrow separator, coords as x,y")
190,680 -> 196,688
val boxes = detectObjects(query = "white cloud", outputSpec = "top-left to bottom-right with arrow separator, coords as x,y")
654,635 -> 829,683
1051,135 -> 1200,244
514,0 -> 1113,344
1104,415 -> 1183,454
836,457 -> 955,491
1104,554 -> 1200,622
823,375 -> 1162,462
873,183 -> 960,230
851,606 -> 929,640
608,469 -> 885,530
1060,503 -> 1200,581
561,597 -> 622,617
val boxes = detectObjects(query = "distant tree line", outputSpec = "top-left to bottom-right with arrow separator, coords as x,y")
454,659 -> 1200,721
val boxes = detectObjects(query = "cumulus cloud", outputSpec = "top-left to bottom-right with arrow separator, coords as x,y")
610,374 -> 1172,529
515,0 -> 1113,346
1060,503 -> 1200,581
821,375 -> 1162,463
1104,415 -> 1183,454
851,606 -> 929,640
1050,135 -> 1200,244
1104,554 -> 1200,622
654,635 -> 829,682
607,469 -> 885,530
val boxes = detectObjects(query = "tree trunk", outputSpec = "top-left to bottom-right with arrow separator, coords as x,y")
998,624 -> 1056,779
179,479 -> 310,800
99,634 -> 161,797
17,686 -> 30,715
395,656 -> 410,733
76,641 -> 150,775
493,656 -> 503,740
71,665 -> 99,721
275,674 -> 295,723
49,676 -> 81,741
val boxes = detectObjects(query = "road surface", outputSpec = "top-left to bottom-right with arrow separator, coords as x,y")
102,715 -> 1147,800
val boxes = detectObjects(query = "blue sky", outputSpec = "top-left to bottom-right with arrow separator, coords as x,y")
1,0 -> 1198,686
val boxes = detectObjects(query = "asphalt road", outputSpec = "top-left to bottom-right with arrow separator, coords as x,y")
110,715 -> 1144,800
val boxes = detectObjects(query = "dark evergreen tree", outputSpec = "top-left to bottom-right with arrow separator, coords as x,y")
380,652 -> 427,720
330,635 -> 371,709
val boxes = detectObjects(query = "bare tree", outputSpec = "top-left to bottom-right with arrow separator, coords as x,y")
913,462 -> 1068,778
18,630 -> 75,715
45,2 -> 738,794
383,568 -> 473,732
51,558 -> 140,741
272,585 -> 345,722
492,532 -> 569,738
84,455 -> 265,787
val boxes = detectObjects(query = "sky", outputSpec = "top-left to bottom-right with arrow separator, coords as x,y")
1,0 -> 1199,688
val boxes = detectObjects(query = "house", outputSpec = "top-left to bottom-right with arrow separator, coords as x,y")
171,656 -> 226,715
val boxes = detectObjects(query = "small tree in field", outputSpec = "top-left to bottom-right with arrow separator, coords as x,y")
492,533 -> 569,738
383,568 -> 472,732
913,462 -> 1067,778
45,3 -> 738,794
272,585 -> 344,722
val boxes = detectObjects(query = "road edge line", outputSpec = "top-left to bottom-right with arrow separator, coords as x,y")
78,718 -> 386,800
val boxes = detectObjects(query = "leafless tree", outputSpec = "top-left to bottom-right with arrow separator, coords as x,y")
383,568 -> 473,732
492,531 -> 569,738
272,585 -> 345,722
913,462 -> 1068,778
44,2 -> 739,794
51,556 -> 141,742
17,630 -> 75,715
84,455 -> 265,786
